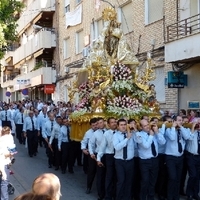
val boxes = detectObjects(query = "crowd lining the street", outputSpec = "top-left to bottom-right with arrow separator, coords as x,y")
0,99 -> 200,200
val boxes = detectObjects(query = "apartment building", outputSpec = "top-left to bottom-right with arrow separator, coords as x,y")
1,0 -> 57,101
165,0 -> 200,113
1,0 -> 200,112
55,0 -> 171,110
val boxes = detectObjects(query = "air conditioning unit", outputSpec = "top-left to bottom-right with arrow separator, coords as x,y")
65,66 -> 70,73
82,46 -> 90,57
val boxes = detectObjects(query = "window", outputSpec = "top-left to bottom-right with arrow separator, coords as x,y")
76,30 -> 84,54
65,0 -> 70,13
145,0 -> 164,25
76,0 -> 81,4
90,19 -> 104,41
150,67 -> 165,102
63,38 -> 70,59
96,19 -> 104,38
118,3 -> 134,34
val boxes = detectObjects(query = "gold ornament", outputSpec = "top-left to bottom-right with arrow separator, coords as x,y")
102,7 -> 117,21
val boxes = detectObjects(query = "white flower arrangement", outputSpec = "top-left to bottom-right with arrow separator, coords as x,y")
70,108 -> 88,119
107,105 -> 151,118
112,80 -> 133,92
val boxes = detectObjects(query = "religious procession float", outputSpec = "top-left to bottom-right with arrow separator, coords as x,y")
68,7 -> 160,141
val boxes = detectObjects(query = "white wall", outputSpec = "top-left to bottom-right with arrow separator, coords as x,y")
179,63 -> 200,109
165,33 -> 200,62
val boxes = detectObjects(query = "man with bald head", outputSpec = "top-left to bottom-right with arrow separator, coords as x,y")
135,119 -> 166,200
23,111 -> 40,157
32,173 -> 61,200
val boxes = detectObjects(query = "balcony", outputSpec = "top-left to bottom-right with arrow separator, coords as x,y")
165,14 -> 200,63
13,29 -> 56,65
1,67 -> 56,89
17,0 -> 55,34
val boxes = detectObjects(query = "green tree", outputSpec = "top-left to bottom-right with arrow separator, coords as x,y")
0,0 -> 23,58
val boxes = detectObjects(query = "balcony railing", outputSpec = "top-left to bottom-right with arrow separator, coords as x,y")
166,13 -> 200,43
12,29 -> 56,65
17,0 -> 55,33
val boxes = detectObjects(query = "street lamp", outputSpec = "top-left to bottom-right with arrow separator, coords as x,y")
99,0 -> 115,8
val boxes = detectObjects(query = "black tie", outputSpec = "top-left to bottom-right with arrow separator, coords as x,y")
5,111 -> 7,121
197,131 -> 200,154
151,140 -> 157,157
177,129 -> 183,153
67,126 -> 70,142
51,121 -> 54,131
31,118 -> 35,131
123,133 -> 127,160
21,113 -> 24,123
102,129 -> 105,134
44,114 -> 46,118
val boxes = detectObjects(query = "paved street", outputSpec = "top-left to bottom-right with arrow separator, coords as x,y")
9,139 -> 97,200
8,138 -> 188,200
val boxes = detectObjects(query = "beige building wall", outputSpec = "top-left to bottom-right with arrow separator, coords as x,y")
55,0 -> 181,112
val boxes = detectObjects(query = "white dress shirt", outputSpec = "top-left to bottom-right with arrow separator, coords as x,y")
135,130 -> 166,159
186,130 -> 199,155
49,123 -> 61,144
165,126 -> 192,156
97,129 -> 116,161
42,120 -> 55,139
23,116 -> 39,132
88,129 -> 106,155
113,131 -> 135,160
81,128 -> 94,150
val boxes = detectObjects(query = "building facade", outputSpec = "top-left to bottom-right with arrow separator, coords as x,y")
55,0 -> 174,111
1,0 -> 57,101
1,0 -> 200,114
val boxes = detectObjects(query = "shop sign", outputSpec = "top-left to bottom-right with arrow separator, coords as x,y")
44,84 -> 55,94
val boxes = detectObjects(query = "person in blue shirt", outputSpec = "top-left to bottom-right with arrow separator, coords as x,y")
165,115 -> 192,200
97,117 -> 117,200
81,118 -> 98,194
185,120 -> 200,200
23,111 -> 40,157
15,108 -> 25,144
135,119 -> 166,200
58,118 -> 73,174
113,118 -> 135,200
37,106 -> 48,147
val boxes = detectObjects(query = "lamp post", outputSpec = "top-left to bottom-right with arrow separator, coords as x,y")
99,0 -> 115,8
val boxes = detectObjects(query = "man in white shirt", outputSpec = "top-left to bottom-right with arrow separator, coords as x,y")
113,118 -> 135,200
89,117 -> 107,200
97,117 -> 117,200
81,118 -> 98,194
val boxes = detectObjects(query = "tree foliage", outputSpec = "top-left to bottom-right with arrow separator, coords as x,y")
0,0 -> 23,59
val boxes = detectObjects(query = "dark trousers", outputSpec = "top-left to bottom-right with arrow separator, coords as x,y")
38,128 -> 45,147
186,152 -> 200,198
140,157 -> 159,200
2,120 -> 12,130
155,154 -> 167,198
87,155 -> 97,189
180,150 -> 188,195
115,159 -> 134,200
132,157 -> 140,200
16,124 -> 24,144
71,141 -> 82,165
166,155 -> 183,200
61,142 -> 73,172
27,130 -> 37,156
105,154 -> 116,200
97,155 -> 106,199
52,138 -> 61,168
46,136 -> 54,166
83,153 -> 88,174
